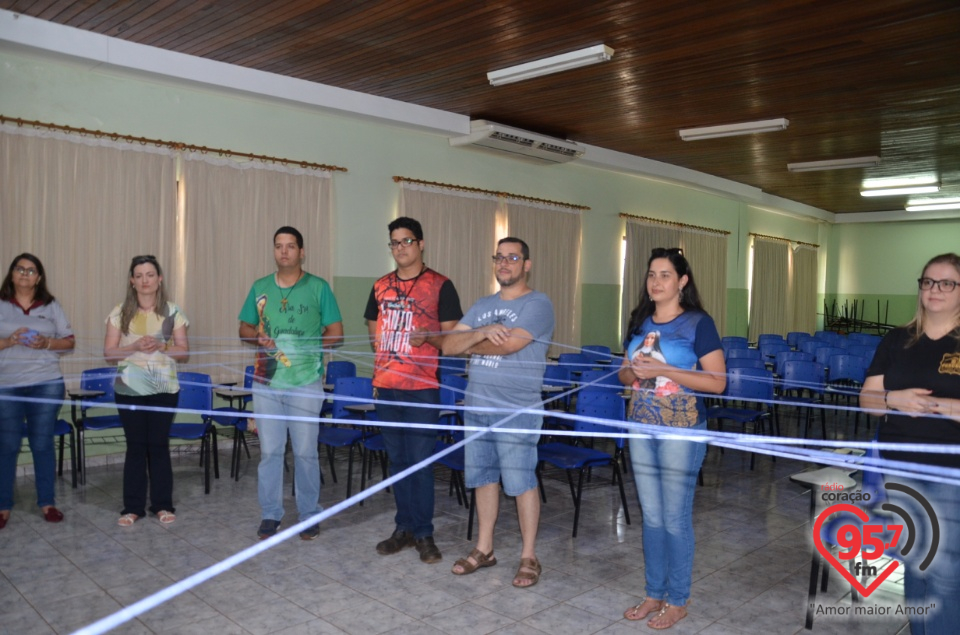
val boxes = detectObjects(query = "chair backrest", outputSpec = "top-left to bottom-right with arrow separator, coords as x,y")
726,347 -> 762,360
331,376 -> 374,420
80,367 -> 118,403
786,331 -> 809,349
757,333 -> 785,347
827,354 -> 866,384
774,350 -> 813,376
847,344 -> 877,366
581,344 -> 613,365
723,367 -> 775,403
177,372 -> 213,416
573,389 -> 626,436
794,333 -> 815,350
721,336 -> 748,347
325,360 -> 357,384
814,346 -> 845,367
849,333 -> 882,346
438,356 -> 468,377
439,372 -> 468,407
557,352 -> 592,372
780,360 -> 825,394
543,364 -> 572,385
760,341 -> 791,361
726,357 -> 767,370
577,369 -> 622,392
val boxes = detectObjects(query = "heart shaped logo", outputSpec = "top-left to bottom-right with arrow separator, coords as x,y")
813,503 -> 900,597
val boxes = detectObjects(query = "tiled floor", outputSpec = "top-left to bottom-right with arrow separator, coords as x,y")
2,413 -> 912,635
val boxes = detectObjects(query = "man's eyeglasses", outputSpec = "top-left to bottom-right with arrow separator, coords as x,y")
651,247 -> 683,258
14,266 -> 38,276
492,254 -> 524,264
918,278 -> 959,292
388,238 -> 418,250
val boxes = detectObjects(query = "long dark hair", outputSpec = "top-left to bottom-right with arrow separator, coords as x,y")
625,247 -> 705,339
0,253 -> 55,305
120,255 -> 169,334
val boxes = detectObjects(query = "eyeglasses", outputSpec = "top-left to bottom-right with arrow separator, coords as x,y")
918,277 -> 960,292
14,266 -> 38,276
492,254 -> 524,264
651,247 -> 683,258
388,238 -> 418,250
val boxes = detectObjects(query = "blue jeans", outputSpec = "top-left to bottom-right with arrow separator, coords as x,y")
0,380 -> 65,510
629,423 -> 707,605
465,411 -> 541,496
253,379 -> 324,522
376,388 -> 440,539
885,476 -> 960,634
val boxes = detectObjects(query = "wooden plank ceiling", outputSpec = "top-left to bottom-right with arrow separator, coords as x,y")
4,0 -> 960,215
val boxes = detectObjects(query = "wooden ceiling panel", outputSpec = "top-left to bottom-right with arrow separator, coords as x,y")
3,0 -> 959,215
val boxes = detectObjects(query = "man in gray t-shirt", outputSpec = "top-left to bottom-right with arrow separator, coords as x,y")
442,237 -> 555,589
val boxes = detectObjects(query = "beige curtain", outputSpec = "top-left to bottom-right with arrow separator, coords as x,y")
0,125 -> 177,383
789,244 -> 818,334
621,220 -> 681,340
748,237 -> 790,340
681,230 -> 728,335
399,183 -> 501,311
505,199 -> 581,356
180,154 -> 333,381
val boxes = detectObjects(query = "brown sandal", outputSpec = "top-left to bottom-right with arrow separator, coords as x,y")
511,557 -> 541,588
451,548 -> 497,575
624,597 -> 664,621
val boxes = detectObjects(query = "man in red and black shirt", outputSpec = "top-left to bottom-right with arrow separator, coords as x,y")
364,217 -> 462,564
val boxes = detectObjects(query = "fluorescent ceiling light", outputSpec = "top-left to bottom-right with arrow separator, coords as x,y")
862,175 -> 938,189
487,44 -> 614,86
861,185 -> 940,197
906,198 -> 960,212
787,156 -> 880,172
678,118 -> 789,141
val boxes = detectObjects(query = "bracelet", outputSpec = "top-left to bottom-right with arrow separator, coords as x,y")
44,339 -> 52,350
884,390 -> 890,409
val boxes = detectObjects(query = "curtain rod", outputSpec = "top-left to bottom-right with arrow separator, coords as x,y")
749,232 -> 819,248
0,115 -> 348,173
619,213 -> 730,235
393,175 -> 589,210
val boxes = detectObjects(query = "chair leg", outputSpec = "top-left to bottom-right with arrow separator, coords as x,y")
614,463 -> 631,526
212,429 -> 219,480
203,435 -> 211,495
57,434 -> 65,477
466,486 -> 476,541
69,429 -> 77,489
572,469 -> 586,538
806,553 -> 821,629
345,445 -> 355,498
536,463 -> 547,503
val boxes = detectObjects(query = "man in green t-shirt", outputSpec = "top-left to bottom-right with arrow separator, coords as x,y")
239,226 -> 343,541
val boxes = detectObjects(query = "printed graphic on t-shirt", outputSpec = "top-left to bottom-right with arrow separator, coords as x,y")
940,353 -> 960,376
625,319 -> 701,428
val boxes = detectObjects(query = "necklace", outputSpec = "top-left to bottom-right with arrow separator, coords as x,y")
278,271 -> 303,311
396,265 -> 426,298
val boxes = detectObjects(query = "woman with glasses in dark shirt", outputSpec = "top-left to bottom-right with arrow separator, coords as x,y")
861,253 -> 960,634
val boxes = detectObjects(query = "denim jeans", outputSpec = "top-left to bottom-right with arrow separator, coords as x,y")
885,475 -> 960,634
629,422 -> 707,605
464,411 -> 541,496
0,379 -> 65,510
253,379 -> 324,522
376,388 -> 440,539
116,391 -> 178,516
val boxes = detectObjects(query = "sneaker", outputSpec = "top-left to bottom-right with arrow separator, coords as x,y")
257,519 -> 281,540
415,536 -> 442,564
376,529 -> 415,555
299,524 -> 320,541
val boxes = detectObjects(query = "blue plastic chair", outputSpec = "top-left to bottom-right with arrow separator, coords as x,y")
773,351 -> 814,377
726,357 -> 767,370
438,356 -> 468,378
721,336 -> 749,348
581,344 -> 613,366
786,331 -> 809,349
726,347 -> 762,360
169,372 -> 219,494
847,344 -> 877,367
777,360 -> 827,440
707,367 -> 776,469
321,360 -> 357,416
577,369 -> 622,393
757,333 -> 786,347
825,354 -> 868,434
321,376 -> 373,497
209,365 -> 254,481
760,341 -> 791,364
75,367 -> 123,485
434,372 -> 475,537
557,352 -> 593,377
537,389 -> 631,537
543,364 -> 574,412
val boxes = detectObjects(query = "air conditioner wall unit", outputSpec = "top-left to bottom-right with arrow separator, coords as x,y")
449,120 -> 584,165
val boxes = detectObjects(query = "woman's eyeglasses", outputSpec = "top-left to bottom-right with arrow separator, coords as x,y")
651,247 -> 683,257
918,277 -> 959,292
14,266 -> 38,276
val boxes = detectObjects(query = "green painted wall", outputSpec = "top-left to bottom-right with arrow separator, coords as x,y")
580,283 -> 622,349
